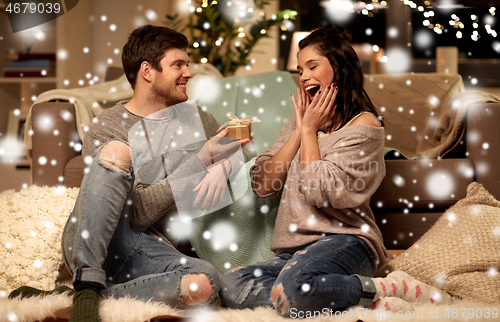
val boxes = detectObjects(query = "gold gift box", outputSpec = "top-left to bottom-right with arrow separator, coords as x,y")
220,112 -> 261,140
228,121 -> 252,140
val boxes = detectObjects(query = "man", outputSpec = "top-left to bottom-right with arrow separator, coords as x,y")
10,25 -> 250,322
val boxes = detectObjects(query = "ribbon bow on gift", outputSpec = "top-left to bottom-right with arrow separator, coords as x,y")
217,112 -> 261,132
217,112 -> 261,140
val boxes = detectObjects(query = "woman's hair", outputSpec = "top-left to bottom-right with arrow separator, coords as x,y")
122,25 -> 189,89
298,24 -> 382,130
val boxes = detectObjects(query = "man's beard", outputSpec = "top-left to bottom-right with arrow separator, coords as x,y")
152,81 -> 188,107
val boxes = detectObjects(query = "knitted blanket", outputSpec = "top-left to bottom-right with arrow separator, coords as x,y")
416,91 -> 500,158
0,186 -> 78,292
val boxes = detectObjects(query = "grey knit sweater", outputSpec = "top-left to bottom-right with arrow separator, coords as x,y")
83,101 -> 227,245
250,115 -> 390,269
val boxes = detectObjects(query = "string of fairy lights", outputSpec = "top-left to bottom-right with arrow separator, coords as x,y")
398,0 -> 497,41
186,1 -> 497,41
339,0 -> 497,41
183,0 -> 498,69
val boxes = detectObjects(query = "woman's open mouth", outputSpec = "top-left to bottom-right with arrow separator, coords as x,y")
305,85 -> 320,99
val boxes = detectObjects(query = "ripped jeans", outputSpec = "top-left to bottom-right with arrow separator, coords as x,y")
220,234 -> 376,315
61,142 -> 220,307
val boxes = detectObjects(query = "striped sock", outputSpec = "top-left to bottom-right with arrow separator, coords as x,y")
372,271 -> 453,305
371,296 -> 415,312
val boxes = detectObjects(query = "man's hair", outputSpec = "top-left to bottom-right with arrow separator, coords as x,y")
122,25 -> 189,89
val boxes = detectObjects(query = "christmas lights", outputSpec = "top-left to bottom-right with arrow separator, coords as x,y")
166,0 -> 296,76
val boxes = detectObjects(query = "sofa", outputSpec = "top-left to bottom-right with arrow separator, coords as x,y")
27,70 -> 500,255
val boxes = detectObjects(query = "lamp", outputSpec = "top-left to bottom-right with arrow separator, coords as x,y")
436,46 -> 458,75
286,31 -> 310,71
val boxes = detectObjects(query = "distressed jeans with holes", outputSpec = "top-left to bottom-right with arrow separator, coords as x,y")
61,144 -> 220,307
220,234 -> 376,314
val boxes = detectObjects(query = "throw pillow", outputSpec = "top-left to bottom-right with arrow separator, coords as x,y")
188,158 -> 280,275
385,182 -> 500,304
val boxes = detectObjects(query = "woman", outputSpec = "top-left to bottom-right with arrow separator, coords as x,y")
219,25 -> 451,315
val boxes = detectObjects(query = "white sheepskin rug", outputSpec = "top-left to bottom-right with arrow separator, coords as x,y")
2,295 -> 500,322
0,185 -> 78,293
1,186 -> 500,321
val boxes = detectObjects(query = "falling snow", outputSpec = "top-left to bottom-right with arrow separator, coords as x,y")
81,230 -> 90,239
489,224 -> 500,239
307,215 -> 316,227
189,283 -> 198,291
393,175 -> 405,187
426,172 -> 453,199
384,48 -> 411,73
206,221 -> 237,251
434,272 -> 448,286
7,312 -> 19,322
487,267 -> 498,278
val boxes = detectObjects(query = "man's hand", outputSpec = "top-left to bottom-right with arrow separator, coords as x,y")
192,160 -> 232,211
197,128 -> 252,167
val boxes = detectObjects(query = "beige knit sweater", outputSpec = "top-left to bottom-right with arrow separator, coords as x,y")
250,115 -> 390,269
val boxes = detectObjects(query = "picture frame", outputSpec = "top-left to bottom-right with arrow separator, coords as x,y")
4,109 -> 28,160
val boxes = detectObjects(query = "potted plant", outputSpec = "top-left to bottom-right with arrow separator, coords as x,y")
167,0 -> 297,76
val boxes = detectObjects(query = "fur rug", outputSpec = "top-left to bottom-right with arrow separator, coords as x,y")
2,294 -> 500,322
0,186 -> 78,293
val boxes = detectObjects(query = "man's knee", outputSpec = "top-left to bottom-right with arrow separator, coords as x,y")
270,283 -> 282,305
99,140 -> 131,174
180,273 -> 215,306
271,283 -> 290,315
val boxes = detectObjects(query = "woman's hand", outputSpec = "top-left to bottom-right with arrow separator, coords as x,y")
192,160 -> 231,211
301,84 -> 338,135
291,87 -> 310,133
